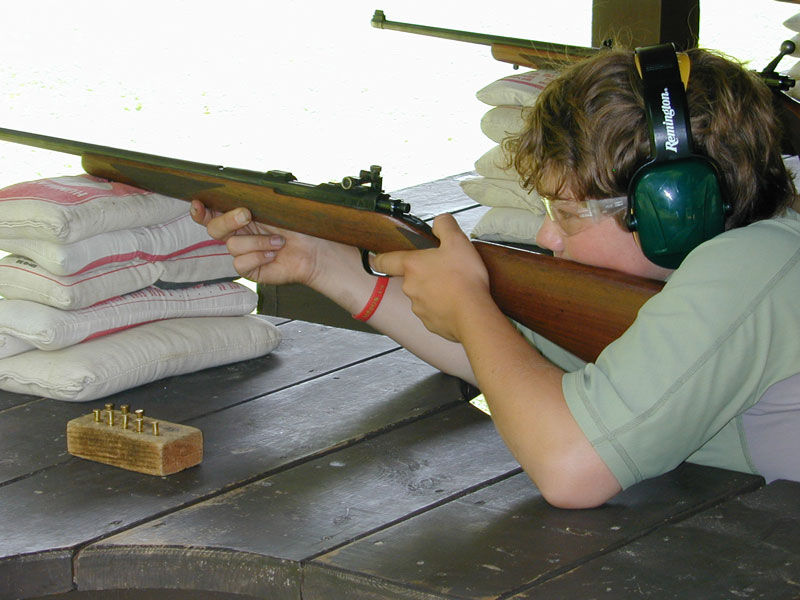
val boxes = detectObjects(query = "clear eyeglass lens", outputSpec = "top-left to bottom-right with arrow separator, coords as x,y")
542,196 -> 627,235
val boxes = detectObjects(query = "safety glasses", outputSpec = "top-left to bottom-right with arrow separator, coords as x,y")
541,195 -> 628,236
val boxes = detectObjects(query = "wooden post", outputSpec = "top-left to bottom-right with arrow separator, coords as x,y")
592,0 -> 700,50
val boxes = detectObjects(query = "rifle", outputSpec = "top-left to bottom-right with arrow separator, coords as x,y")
370,9 -> 600,71
371,10 -> 800,155
0,127 -> 663,363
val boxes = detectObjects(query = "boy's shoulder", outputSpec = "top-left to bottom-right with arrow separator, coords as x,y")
663,209 -> 799,286
698,208 -> 799,257
723,208 -> 800,257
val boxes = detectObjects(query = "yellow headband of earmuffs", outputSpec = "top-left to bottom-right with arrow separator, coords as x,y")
634,52 -> 691,89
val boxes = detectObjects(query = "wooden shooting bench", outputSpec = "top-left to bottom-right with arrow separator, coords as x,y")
2,173 -> 800,600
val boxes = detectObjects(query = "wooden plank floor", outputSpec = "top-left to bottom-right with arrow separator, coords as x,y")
513,479 -> 800,599
304,467 -> 765,600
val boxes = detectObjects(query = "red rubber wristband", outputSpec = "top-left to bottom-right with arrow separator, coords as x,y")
352,276 -> 390,322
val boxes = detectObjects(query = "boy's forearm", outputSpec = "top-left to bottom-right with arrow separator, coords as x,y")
304,243 -> 375,315
369,278 -> 476,382
307,246 -> 476,383
457,304 -> 620,507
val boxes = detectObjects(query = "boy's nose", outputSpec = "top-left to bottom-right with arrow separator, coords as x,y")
535,217 -> 565,253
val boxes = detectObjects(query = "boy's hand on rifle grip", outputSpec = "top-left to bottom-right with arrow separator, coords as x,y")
373,213 -> 495,343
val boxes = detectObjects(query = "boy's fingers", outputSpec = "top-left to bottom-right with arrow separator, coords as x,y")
431,212 -> 460,238
372,250 -> 411,277
226,233 -> 284,256
373,215 -> 462,276
189,200 -> 209,224
206,207 -> 252,240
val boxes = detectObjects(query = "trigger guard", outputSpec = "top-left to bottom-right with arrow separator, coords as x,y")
360,249 -> 390,277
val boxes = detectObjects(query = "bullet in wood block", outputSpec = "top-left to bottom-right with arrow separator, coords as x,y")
66,410 -> 203,476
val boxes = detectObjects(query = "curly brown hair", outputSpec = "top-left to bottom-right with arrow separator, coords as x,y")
504,47 -> 795,229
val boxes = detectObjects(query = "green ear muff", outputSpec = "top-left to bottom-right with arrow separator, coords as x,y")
628,157 -> 726,269
627,44 -> 727,269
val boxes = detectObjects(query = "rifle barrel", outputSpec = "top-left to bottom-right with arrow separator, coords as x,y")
0,127 -> 416,215
0,127 -> 277,186
370,9 -> 598,59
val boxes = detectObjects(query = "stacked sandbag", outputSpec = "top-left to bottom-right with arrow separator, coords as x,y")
462,70 -> 557,245
0,175 -> 280,401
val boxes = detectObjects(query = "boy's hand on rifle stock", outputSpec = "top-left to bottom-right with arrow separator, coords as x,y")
190,201 -> 329,288
373,213 -> 497,343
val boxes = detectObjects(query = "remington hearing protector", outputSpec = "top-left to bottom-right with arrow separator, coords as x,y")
626,43 -> 729,269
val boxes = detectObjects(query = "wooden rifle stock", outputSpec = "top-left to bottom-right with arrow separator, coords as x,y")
489,43 -> 591,70
0,127 -> 662,363
474,242 -> 662,361
80,153 -> 439,254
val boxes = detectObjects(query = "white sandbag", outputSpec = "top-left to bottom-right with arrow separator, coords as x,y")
470,207 -> 545,245
0,254 -> 162,309
0,248 -> 238,310
0,282 -> 257,358
0,315 -> 281,401
480,106 -> 527,143
476,69 -> 557,107
474,145 -> 518,180
0,212 -> 224,276
0,334 -> 34,360
0,175 -> 188,243
158,245 -> 239,284
460,176 -> 545,212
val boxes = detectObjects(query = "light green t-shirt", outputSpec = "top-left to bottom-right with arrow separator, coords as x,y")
516,209 -> 800,489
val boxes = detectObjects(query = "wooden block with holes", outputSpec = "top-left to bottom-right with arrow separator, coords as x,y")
66,404 -> 203,476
